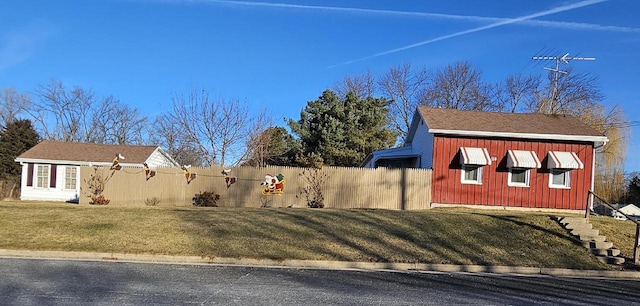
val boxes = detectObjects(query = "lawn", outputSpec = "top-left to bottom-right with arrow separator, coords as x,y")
0,201 -> 627,270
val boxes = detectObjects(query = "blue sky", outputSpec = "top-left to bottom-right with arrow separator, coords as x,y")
1,0 -> 639,170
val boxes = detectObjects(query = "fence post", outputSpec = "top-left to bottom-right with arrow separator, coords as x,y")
635,223 -> 640,265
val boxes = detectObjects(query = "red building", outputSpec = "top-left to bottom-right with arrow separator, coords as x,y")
362,107 -> 608,211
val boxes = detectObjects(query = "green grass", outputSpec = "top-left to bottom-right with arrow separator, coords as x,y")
0,201 -> 625,270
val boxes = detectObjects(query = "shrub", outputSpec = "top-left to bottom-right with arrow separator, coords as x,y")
298,168 -> 327,208
192,191 -> 221,207
145,197 -> 160,206
84,167 -> 112,205
90,194 -> 110,205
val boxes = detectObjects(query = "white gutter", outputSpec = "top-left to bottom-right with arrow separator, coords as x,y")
15,158 -> 144,168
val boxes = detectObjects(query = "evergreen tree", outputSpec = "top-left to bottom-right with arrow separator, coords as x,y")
626,174 -> 640,205
288,90 -> 396,167
242,127 -> 302,167
0,119 -> 40,178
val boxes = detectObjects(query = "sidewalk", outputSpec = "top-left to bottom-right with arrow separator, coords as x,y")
2,248 -> 640,279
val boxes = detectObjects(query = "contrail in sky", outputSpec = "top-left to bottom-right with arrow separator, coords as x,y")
165,0 -> 639,34
329,0 -> 608,68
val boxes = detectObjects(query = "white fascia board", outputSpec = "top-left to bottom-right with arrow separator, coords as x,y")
14,158 -> 98,166
428,129 -> 609,143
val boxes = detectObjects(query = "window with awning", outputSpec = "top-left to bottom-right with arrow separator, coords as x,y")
459,147 -> 491,166
506,150 -> 541,169
547,151 -> 584,169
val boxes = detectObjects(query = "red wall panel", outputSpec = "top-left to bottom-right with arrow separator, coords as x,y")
431,135 -> 594,210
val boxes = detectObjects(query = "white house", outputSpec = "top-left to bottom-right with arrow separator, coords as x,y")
14,141 -> 179,202
613,204 -> 640,220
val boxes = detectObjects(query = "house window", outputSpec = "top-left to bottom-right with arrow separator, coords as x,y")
458,147 -> 490,185
506,150 -> 541,188
550,169 -> 571,188
461,165 -> 482,184
65,167 -> 77,189
509,168 -> 530,187
36,165 -> 49,188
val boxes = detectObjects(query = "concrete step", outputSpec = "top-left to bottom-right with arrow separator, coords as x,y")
565,222 -> 593,230
570,228 -> 599,237
581,240 -> 613,249
579,235 -> 606,242
559,217 -> 587,225
590,248 -> 621,257
596,256 -> 625,265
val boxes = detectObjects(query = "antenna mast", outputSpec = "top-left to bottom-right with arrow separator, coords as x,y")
531,53 -> 596,114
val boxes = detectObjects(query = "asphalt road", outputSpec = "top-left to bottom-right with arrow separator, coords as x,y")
1,258 -> 640,305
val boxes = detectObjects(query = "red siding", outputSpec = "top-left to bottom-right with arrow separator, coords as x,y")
431,135 -> 594,210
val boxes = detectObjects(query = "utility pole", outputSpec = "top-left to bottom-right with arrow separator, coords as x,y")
531,53 -> 596,114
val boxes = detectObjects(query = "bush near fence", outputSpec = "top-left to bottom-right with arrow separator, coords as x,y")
79,165 -> 433,210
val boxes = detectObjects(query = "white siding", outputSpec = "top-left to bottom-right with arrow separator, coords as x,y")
410,119 -> 434,168
19,163 -> 80,202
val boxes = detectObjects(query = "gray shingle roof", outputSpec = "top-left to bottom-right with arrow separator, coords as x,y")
418,106 -> 606,138
16,141 -> 161,164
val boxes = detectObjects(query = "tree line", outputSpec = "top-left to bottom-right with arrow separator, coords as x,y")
0,60 -> 631,203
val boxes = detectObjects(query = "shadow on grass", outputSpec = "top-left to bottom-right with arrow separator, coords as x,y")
173,207 -> 609,269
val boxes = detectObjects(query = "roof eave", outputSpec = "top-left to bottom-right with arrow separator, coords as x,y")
14,158 -> 144,167
428,129 -> 609,144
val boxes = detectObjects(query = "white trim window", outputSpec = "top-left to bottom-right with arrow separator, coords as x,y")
506,150 -> 541,188
459,147 -> 491,185
546,151 -> 582,189
549,169 -> 571,189
65,166 -> 77,190
461,165 -> 483,184
36,165 -> 49,188
508,167 -> 530,187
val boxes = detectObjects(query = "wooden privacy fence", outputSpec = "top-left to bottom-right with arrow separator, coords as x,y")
79,165 -> 433,210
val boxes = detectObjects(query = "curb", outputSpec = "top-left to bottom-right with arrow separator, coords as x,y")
2,249 -> 640,279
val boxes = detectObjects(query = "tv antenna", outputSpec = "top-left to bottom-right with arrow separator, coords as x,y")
531,53 -> 596,114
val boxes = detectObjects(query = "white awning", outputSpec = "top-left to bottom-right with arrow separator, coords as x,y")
506,150 -> 541,169
547,151 -> 584,169
459,147 -> 491,166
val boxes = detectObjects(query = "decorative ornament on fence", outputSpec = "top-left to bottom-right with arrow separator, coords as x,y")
143,163 -> 156,180
110,153 -> 125,170
261,173 -> 285,195
222,169 -> 237,188
182,165 -> 197,184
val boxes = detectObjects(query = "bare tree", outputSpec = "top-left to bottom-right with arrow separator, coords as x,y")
0,87 -> 31,128
237,110 -> 275,167
333,70 -> 376,100
527,69 -> 604,115
378,63 -> 430,141
157,89 -> 253,167
495,74 -> 541,113
150,116 -> 204,167
421,61 -> 499,111
91,95 -> 147,144
30,79 -> 147,144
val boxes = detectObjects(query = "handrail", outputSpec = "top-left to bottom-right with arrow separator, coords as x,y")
589,190 -> 640,226
589,190 -> 640,264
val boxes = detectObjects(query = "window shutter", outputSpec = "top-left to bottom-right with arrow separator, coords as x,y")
26,164 -> 34,187
50,165 -> 57,188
